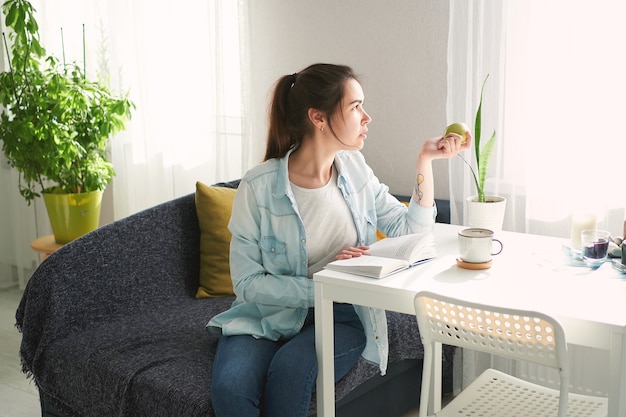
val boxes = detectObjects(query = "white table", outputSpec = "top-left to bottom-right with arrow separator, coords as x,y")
314,223 -> 626,417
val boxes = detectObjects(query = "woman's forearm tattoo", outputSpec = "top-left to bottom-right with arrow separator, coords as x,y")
414,174 -> 424,204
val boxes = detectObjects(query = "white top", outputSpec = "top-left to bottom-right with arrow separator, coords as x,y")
291,167 -> 357,278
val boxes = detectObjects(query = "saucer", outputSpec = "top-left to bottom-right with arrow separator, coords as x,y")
456,258 -> 492,270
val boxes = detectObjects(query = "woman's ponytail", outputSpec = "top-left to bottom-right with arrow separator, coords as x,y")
264,64 -> 358,161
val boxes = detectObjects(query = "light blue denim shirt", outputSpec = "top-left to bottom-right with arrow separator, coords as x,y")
207,149 -> 435,374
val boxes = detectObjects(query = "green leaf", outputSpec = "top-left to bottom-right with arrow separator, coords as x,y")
459,153 -> 481,199
14,6 -> 24,34
477,130 -> 496,201
474,80 -> 484,172
5,3 -> 17,28
472,74 -> 494,202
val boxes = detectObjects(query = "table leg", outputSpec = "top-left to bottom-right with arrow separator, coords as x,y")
315,281 -> 335,417
608,329 -> 626,417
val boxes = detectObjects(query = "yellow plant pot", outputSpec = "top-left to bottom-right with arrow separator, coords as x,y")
43,190 -> 103,244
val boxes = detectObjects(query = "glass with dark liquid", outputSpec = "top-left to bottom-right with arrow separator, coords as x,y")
581,229 -> 610,267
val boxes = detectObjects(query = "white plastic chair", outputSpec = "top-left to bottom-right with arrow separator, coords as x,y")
414,291 -> 608,417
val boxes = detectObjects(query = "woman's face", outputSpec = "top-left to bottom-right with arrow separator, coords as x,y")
330,78 -> 372,150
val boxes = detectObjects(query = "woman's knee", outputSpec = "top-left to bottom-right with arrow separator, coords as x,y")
212,335 -> 279,404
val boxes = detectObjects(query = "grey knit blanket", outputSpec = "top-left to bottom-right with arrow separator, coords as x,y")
15,193 -> 429,417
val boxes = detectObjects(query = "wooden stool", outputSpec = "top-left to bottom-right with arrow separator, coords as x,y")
31,235 -> 64,260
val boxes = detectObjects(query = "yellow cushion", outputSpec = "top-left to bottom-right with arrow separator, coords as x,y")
195,182 -> 237,298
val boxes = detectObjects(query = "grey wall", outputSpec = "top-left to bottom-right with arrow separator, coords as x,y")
248,0 -> 450,199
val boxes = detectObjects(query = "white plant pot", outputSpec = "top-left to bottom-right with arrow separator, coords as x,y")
465,195 -> 507,233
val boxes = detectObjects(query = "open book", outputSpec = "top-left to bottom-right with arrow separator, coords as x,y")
324,233 -> 436,278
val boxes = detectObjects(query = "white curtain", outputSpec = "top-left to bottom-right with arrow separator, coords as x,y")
448,0 -> 626,237
447,0 -> 508,229
448,0 -> 625,395
0,0 -> 251,289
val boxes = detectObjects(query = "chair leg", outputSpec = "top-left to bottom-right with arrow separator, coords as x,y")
419,350 -> 430,417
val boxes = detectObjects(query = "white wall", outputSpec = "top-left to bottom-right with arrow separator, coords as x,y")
248,0 -> 450,198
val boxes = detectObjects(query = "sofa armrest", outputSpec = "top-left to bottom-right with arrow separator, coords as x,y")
16,193 -> 201,367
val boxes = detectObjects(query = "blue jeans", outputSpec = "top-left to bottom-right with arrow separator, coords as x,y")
211,303 -> 366,417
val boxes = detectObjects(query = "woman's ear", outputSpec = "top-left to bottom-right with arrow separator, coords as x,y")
307,108 -> 325,131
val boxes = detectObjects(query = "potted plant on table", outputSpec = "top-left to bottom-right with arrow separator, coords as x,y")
0,0 -> 134,243
447,75 -> 506,232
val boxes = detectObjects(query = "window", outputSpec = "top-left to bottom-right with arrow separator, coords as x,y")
448,0 -> 625,237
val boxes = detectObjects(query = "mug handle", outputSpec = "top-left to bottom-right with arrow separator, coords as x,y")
492,239 -> 503,256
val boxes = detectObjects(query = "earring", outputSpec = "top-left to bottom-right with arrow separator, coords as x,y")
320,126 -> 324,132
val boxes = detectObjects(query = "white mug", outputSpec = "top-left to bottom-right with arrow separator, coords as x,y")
458,228 -> 503,263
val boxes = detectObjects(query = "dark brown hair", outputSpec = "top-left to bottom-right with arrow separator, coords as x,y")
264,63 -> 359,161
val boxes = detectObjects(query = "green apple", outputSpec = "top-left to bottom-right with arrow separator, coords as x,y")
444,122 -> 469,144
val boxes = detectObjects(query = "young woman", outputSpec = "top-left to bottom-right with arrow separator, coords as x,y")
207,63 -> 470,417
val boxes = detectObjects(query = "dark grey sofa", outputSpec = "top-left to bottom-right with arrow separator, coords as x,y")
15,184 -> 453,417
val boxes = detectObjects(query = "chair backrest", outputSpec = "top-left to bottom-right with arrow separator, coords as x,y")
415,291 -> 577,417
414,290 -> 569,371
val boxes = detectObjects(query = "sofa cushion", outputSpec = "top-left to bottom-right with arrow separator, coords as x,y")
195,182 -> 237,298
32,295 -> 427,417
33,296 -> 235,417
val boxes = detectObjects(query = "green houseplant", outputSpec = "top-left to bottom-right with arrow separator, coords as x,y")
461,74 -> 496,203
456,75 -> 505,232
0,0 -> 134,242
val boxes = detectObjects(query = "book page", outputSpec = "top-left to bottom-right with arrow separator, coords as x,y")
368,233 -> 433,262
324,233 -> 435,278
